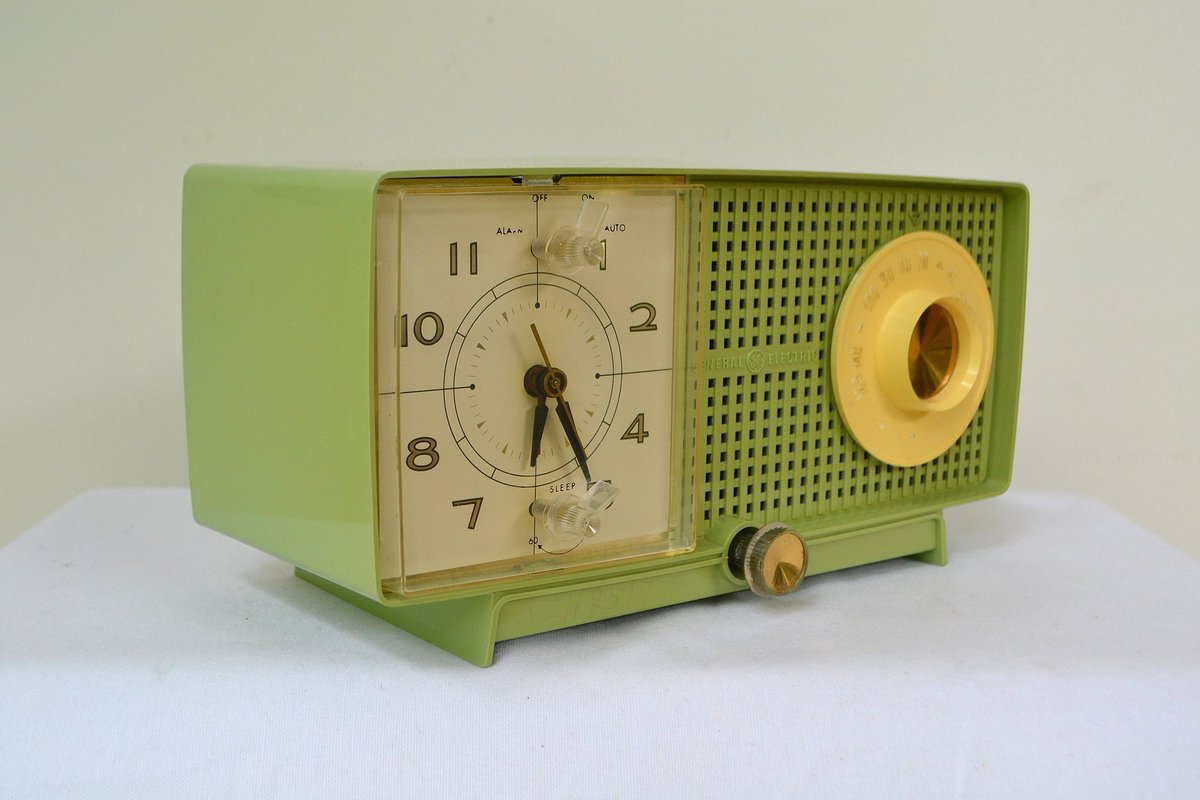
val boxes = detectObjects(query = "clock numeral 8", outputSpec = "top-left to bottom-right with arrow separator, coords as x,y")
405,436 -> 440,471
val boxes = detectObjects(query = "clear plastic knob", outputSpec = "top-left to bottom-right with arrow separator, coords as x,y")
531,480 -> 618,541
531,198 -> 608,272
741,523 -> 808,597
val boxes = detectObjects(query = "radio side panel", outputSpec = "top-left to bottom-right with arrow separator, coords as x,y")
182,165 -> 382,597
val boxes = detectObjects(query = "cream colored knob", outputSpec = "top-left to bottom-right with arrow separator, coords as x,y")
830,231 -> 995,466
742,524 -> 808,597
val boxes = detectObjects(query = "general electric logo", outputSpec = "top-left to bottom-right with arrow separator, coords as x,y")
701,346 -> 819,376
746,349 -> 767,374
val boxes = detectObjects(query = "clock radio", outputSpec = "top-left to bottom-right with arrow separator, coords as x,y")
182,167 -> 1028,665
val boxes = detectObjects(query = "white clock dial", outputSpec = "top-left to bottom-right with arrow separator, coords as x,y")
384,183 -> 696,593
444,273 -> 622,488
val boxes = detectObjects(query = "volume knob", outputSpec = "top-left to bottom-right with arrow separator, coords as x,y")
741,523 -> 808,597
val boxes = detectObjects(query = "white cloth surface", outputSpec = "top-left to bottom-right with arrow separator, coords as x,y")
1,489 -> 1197,798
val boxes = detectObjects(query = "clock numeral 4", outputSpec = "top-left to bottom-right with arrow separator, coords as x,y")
620,413 -> 650,444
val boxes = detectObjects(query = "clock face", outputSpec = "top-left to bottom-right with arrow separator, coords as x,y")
444,272 -> 622,488
381,182 -> 699,593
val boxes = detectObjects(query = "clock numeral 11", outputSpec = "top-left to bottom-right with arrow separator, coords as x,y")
449,241 -> 478,276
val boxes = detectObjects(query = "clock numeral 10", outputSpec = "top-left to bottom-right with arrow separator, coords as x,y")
620,413 -> 649,444
399,312 -> 444,347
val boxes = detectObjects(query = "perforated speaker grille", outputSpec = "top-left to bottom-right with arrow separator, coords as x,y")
698,182 -> 1003,525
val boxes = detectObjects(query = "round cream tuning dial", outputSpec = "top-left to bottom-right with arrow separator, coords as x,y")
831,231 -> 995,467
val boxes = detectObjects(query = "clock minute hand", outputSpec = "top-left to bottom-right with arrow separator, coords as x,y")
554,397 -> 592,484
530,323 -> 593,483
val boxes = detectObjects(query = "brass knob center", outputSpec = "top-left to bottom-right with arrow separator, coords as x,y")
733,524 -> 809,597
908,302 -> 959,400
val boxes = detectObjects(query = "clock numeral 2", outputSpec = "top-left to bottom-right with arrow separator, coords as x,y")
399,312 -> 444,347
449,241 -> 478,276
629,302 -> 657,332
405,436 -> 440,471
620,413 -> 649,444
451,497 -> 484,530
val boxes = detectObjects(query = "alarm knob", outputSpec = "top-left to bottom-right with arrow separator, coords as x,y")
532,198 -> 608,272
735,523 -> 809,597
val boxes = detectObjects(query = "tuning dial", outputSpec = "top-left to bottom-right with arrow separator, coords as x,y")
731,523 -> 808,597
830,231 -> 994,466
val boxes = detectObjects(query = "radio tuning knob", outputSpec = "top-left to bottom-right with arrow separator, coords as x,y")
732,523 -> 809,597
531,198 -> 608,272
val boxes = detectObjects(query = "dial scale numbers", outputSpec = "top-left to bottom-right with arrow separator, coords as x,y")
378,182 -> 699,594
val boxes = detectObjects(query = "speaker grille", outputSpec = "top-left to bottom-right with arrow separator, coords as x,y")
699,183 -> 1003,525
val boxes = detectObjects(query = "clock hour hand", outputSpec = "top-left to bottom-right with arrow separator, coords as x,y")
530,396 -> 549,468
524,365 -> 551,468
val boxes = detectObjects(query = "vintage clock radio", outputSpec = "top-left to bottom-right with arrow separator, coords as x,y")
182,167 -> 1027,665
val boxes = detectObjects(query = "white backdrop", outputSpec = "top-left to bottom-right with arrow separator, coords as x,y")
2,0 -> 1198,555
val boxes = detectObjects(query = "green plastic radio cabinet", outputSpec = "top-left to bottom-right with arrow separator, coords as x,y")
182,167 -> 1028,665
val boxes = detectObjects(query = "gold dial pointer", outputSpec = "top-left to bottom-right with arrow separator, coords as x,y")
530,323 -> 553,369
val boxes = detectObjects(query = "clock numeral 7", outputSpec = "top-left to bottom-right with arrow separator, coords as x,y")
451,497 -> 483,530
